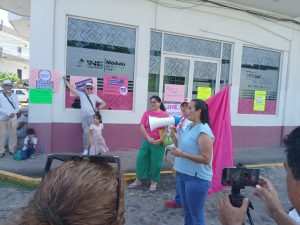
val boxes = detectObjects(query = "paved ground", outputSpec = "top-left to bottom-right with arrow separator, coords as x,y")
0,147 -> 286,177
0,146 -> 288,224
0,166 -> 290,225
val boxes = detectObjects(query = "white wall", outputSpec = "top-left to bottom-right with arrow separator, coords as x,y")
282,29 -> 300,126
29,0 -> 300,127
0,59 -> 29,79
29,0 -> 55,123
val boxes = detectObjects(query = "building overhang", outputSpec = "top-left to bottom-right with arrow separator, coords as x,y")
0,0 -> 30,17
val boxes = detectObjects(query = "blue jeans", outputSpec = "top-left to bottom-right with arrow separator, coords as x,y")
174,174 -> 181,205
22,146 -> 35,159
178,172 -> 211,225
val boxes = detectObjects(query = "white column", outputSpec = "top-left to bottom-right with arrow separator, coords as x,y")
29,0 -> 56,123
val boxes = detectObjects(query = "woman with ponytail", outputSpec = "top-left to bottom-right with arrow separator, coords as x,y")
170,99 -> 214,225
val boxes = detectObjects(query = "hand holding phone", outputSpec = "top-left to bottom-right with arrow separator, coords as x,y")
166,144 -> 176,152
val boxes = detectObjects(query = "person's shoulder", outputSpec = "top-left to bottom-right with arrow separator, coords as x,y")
143,110 -> 151,115
199,123 -> 214,139
90,93 -> 99,97
161,111 -> 169,117
198,123 -> 211,131
77,91 -> 84,97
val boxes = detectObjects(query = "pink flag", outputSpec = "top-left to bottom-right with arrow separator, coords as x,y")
206,85 -> 234,195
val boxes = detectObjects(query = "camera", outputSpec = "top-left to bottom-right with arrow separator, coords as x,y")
221,167 -> 260,187
221,164 -> 260,225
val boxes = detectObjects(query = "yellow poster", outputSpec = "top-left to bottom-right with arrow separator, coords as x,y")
253,90 -> 266,111
197,87 -> 212,100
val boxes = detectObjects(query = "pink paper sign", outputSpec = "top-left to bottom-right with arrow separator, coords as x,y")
103,74 -> 128,96
69,76 -> 98,96
164,84 -> 185,102
29,69 -> 60,92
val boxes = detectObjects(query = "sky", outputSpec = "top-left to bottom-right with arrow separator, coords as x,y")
0,9 -> 12,28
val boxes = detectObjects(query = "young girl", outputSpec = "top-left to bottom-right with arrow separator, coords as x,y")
88,113 -> 109,155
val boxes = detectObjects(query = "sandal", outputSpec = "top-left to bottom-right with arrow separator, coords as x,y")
149,182 -> 157,191
128,181 -> 142,189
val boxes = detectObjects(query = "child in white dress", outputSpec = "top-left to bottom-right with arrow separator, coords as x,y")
88,113 -> 109,155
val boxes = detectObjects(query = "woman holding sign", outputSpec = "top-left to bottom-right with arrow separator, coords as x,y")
128,96 -> 168,191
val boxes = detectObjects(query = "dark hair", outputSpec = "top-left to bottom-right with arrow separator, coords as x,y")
26,128 -> 36,135
283,127 -> 300,181
94,112 -> 102,123
150,95 -> 166,111
191,99 -> 210,126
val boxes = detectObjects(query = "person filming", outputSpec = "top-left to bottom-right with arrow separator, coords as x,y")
219,127 -> 300,225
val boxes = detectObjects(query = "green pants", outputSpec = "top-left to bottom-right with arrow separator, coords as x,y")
136,139 -> 165,182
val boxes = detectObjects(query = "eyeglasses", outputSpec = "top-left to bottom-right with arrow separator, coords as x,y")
43,154 -> 121,214
150,101 -> 158,104
86,87 -> 93,90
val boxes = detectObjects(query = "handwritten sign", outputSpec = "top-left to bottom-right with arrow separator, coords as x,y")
164,84 -> 185,102
103,74 -> 128,96
253,90 -> 266,111
30,69 -> 60,92
165,103 -> 182,117
29,88 -> 52,104
197,87 -> 212,100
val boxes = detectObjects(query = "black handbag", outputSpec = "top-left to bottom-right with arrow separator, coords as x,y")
71,97 -> 81,108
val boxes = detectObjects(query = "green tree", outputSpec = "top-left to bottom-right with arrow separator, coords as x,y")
0,72 -> 21,84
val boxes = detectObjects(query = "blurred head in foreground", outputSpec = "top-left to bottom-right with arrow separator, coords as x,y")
11,159 -> 125,225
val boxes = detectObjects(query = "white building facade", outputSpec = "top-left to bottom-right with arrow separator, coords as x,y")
3,0 -> 300,152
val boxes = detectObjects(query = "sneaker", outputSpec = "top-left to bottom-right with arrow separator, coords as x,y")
165,201 -> 182,208
0,153 -> 5,158
82,149 -> 89,156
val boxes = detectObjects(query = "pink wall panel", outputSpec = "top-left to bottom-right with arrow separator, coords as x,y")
232,126 -> 282,148
31,123 -> 141,153
238,99 -> 276,115
31,123 -> 298,153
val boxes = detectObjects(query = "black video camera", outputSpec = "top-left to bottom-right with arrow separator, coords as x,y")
221,167 -> 260,188
221,164 -> 260,211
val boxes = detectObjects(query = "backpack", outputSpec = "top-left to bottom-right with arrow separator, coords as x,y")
13,150 -> 23,161
71,97 -> 81,108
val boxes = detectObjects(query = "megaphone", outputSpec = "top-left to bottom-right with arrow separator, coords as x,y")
149,116 -> 180,131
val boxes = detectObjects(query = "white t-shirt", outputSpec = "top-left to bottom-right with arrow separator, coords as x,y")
23,136 -> 38,150
176,117 -> 192,136
78,91 -> 104,117
0,92 -> 19,120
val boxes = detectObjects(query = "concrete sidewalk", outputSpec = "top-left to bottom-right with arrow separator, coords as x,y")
0,146 -> 286,178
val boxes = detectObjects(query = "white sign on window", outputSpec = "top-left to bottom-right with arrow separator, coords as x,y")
165,103 -> 182,117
